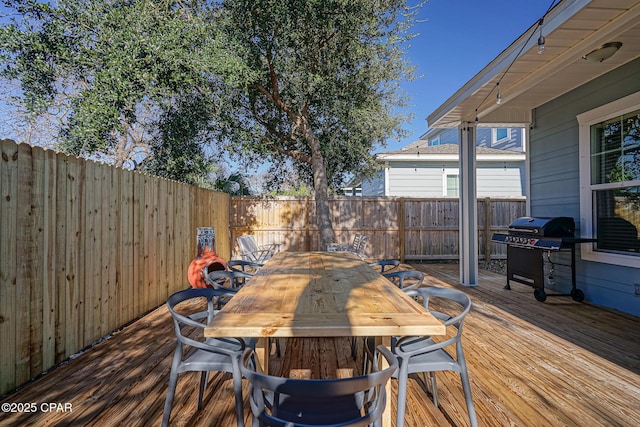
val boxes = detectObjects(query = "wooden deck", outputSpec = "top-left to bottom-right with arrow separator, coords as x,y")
1,264 -> 639,426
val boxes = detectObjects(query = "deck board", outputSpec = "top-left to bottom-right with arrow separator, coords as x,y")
1,264 -> 639,427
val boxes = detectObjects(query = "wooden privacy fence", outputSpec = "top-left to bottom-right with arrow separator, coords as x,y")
0,139 -> 230,396
230,196 -> 526,261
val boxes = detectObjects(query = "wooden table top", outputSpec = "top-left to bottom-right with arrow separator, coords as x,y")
204,251 -> 445,338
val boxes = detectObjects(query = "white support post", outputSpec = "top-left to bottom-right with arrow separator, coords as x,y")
459,123 -> 479,287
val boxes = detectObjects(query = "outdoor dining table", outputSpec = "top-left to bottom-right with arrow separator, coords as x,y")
204,251 -> 446,427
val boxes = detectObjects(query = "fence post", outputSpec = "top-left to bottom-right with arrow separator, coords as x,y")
399,198 -> 406,263
305,197 -> 311,251
484,198 -> 491,262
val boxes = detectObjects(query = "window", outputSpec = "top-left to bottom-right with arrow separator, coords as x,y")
430,137 -> 440,146
578,93 -> 640,267
443,169 -> 459,196
492,128 -> 510,145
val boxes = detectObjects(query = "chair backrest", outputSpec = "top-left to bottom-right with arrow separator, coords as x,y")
403,287 -> 472,338
368,259 -> 401,273
205,269 -> 253,292
384,269 -> 424,291
354,235 -> 368,257
227,259 -> 263,286
227,259 -> 263,274
240,345 -> 397,427
351,233 -> 363,250
237,235 -> 259,254
167,288 -> 235,348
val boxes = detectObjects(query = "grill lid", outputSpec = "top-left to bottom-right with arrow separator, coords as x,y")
508,216 -> 575,237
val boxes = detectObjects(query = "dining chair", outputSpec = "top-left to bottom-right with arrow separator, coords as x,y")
240,345 -> 398,427
394,287 -> 477,427
383,269 -> 424,291
162,288 -> 255,427
227,259 -> 264,274
237,235 -> 280,263
368,259 -> 401,274
204,269 -> 253,292
227,259 -> 264,287
326,233 -> 369,259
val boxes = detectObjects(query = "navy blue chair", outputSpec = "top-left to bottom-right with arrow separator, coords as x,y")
205,269 -> 254,292
240,345 -> 397,427
227,259 -> 264,286
368,259 -> 401,274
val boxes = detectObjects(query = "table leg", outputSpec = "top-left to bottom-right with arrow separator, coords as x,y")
375,336 -> 392,427
255,337 -> 269,374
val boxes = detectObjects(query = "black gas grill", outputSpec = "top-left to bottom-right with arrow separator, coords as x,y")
491,216 -> 594,302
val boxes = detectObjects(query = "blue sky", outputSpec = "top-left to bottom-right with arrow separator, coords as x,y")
390,0 -> 554,152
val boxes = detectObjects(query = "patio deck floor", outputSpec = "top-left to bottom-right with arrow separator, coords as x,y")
1,263 -> 639,427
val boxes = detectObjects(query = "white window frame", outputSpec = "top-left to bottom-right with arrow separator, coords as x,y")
577,91 -> 640,268
430,136 -> 440,146
442,168 -> 459,197
492,128 -> 510,145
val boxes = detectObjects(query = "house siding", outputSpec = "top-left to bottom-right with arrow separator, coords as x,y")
429,127 -> 524,151
386,161 -> 449,197
530,57 -> 640,316
368,160 -> 525,197
476,163 -> 525,197
436,129 -> 460,145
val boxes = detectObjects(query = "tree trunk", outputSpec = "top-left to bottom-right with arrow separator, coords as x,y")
305,130 -> 335,250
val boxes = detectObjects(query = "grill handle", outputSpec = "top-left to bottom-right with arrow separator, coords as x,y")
508,227 -> 539,234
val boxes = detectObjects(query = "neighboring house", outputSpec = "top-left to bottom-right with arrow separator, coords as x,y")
421,127 -> 525,152
426,0 -> 640,316
361,143 -> 526,197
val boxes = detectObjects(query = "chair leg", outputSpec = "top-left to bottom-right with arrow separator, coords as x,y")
161,369 -> 179,427
351,336 -> 358,360
197,371 -> 208,410
395,362 -> 410,427
231,363 -> 245,427
162,347 -> 183,427
275,338 -> 282,358
430,372 -> 439,407
459,368 -> 478,427
362,346 -> 369,374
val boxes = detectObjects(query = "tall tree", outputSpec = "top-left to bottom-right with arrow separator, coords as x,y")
217,0 -> 418,248
0,0 -> 250,184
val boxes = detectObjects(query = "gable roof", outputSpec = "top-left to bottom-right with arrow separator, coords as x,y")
427,0 -> 640,128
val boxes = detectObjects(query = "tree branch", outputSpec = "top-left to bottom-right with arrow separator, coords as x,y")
260,134 -> 312,164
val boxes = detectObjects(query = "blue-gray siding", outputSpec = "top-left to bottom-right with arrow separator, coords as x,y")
362,161 -> 525,197
431,127 -> 524,151
530,57 -> 640,316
